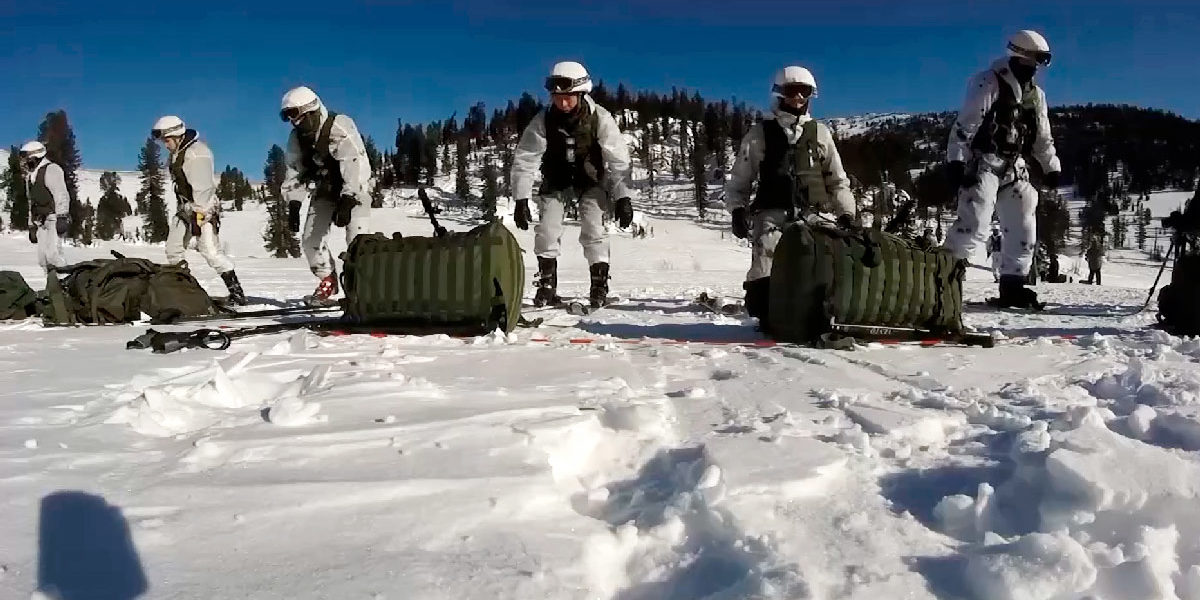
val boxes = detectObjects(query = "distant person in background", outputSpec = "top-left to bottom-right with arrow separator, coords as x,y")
279,86 -> 373,306
152,116 -> 246,305
511,61 -> 633,308
919,228 -> 937,250
943,30 -> 1061,309
19,141 -> 68,271
1081,233 -> 1106,285
724,65 -> 856,321
987,227 -> 1003,281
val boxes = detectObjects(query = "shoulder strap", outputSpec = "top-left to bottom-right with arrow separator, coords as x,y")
35,163 -> 48,187
801,119 -> 822,157
762,119 -> 786,158
317,112 -> 339,158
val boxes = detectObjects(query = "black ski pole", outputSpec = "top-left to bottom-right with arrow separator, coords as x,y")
418,187 -> 448,237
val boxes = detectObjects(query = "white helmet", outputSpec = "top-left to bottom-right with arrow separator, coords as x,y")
1007,30 -> 1052,66
772,66 -> 818,100
18,140 -> 46,161
545,61 -> 592,94
280,86 -> 323,122
151,115 -> 186,140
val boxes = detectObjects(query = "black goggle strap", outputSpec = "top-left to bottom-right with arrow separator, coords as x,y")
280,98 -> 321,122
545,75 -> 589,93
1008,42 -> 1052,66
772,83 -> 816,98
151,124 -> 185,140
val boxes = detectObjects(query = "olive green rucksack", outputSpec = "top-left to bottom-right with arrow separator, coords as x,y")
42,253 -> 222,325
0,271 -> 39,320
341,221 -> 525,334
766,222 -> 964,343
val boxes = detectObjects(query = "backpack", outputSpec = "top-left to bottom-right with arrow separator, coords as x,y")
341,222 -> 525,335
0,271 -> 38,320
766,222 -> 964,343
41,253 -> 221,325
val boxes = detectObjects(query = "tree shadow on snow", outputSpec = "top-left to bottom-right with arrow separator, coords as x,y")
37,491 -> 148,600
996,326 -> 1130,339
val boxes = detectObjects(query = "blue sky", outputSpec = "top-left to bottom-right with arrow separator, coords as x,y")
2,0 -> 1197,175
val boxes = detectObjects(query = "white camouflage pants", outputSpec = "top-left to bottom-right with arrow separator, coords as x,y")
944,154 -> 1038,277
37,216 -> 65,271
303,197 -> 371,278
534,187 -> 612,264
746,208 -> 791,281
166,215 -> 234,274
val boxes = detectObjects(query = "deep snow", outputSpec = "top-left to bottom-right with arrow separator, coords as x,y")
0,186 -> 1199,600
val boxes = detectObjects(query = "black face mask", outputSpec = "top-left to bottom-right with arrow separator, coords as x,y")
778,100 -> 807,116
293,111 -> 323,137
21,156 -> 40,171
1009,57 -> 1037,84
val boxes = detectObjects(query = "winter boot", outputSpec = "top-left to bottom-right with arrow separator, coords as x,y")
995,274 -> 1044,310
220,270 -> 248,306
308,273 -> 339,306
533,256 -> 561,307
589,262 -> 610,308
743,277 -> 771,321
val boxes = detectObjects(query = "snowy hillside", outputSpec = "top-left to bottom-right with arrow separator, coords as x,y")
827,112 -> 916,137
3,180 -> 1200,599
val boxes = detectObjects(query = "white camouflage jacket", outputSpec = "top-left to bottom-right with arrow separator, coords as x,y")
511,95 -> 632,201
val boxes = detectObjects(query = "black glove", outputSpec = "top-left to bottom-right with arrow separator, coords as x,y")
1042,171 -> 1061,189
55,216 -> 69,236
615,197 -> 633,229
28,227 -> 37,244
333,194 -> 359,228
731,207 -> 751,240
946,161 -> 967,190
288,200 -> 302,233
514,199 -> 532,231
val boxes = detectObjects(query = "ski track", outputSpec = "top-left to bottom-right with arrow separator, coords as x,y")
3,198 -> 1200,599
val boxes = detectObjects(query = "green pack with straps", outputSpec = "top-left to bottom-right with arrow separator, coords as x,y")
0,271 -> 39,320
766,222 -> 964,343
41,253 -> 222,325
341,221 -> 525,334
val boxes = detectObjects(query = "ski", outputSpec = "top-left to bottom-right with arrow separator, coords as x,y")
694,292 -> 745,316
826,322 -> 995,348
158,302 -> 341,324
566,295 -> 622,316
965,300 -> 1134,318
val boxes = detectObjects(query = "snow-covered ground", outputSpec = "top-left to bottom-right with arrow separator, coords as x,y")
2,189 -> 1199,600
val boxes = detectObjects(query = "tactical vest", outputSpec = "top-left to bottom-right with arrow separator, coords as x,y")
539,104 -> 604,195
753,118 -> 829,213
971,71 -> 1040,158
298,112 -> 343,198
169,132 -> 197,206
29,163 -> 55,221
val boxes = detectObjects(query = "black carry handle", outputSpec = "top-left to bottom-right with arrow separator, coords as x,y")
417,187 -> 449,237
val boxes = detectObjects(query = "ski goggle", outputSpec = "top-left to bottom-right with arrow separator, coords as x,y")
279,99 -> 321,123
545,75 -> 589,94
151,126 -> 184,140
772,82 -> 816,99
1008,43 -> 1052,66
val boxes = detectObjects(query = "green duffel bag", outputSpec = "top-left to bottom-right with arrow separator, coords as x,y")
42,253 -> 221,325
766,222 -> 964,343
0,271 -> 38,320
341,221 -> 525,334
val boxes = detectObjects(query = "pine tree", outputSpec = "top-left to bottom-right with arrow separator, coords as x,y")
2,147 -> 29,230
262,145 -> 300,258
454,135 -> 471,202
138,137 -> 170,242
691,127 -> 708,219
1137,208 -> 1148,250
95,171 -> 131,240
480,155 -> 499,221
363,136 -> 384,208
36,110 -> 84,239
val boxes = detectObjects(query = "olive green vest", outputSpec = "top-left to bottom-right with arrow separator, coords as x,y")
29,163 -> 55,221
